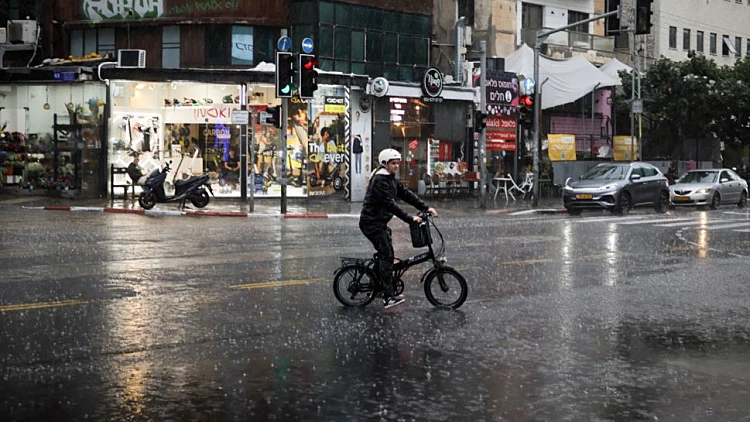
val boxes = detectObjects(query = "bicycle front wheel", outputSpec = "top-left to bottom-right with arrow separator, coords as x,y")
333,264 -> 377,307
424,267 -> 468,309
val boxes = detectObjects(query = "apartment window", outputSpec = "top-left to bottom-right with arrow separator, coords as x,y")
735,36 -> 742,57
710,33 -> 717,54
10,0 -> 20,19
683,29 -> 691,51
669,26 -> 677,49
458,0 -> 475,26
162,26 -> 180,68
522,3 -> 544,30
568,11 -> 589,33
70,28 -> 115,57
747,39 -> 750,56
722,35 -> 732,56
697,31 -> 704,53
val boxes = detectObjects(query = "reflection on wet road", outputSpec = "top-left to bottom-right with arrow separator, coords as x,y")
1,206 -> 750,420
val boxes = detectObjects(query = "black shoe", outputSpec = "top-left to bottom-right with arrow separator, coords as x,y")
383,297 -> 406,309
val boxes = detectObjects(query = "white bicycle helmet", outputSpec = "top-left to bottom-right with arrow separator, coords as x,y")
378,148 -> 402,165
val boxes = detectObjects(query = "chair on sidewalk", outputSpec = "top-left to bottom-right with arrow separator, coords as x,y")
518,172 -> 533,195
507,173 -> 527,197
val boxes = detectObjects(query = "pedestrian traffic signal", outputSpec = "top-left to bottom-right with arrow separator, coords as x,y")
266,105 -> 281,128
474,111 -> 487,133
298,54 -> 318,99
518,95 -> 534,123
635,0 -> 653,35
275,52 -> 295,98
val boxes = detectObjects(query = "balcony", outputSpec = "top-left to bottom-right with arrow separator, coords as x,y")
521,28 -> 621,64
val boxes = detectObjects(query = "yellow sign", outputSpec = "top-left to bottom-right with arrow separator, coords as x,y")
547,134 -> 577,161
613,136 -> 639,161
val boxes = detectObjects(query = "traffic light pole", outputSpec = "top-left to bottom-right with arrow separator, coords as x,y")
280,98 -> 288,214
479,40 -> 488,209
532,8 -> 619,207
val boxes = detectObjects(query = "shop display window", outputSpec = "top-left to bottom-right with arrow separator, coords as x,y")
0,82 -> 105,196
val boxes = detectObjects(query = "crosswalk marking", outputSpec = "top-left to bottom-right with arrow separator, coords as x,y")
698,222 -> 750,231
654,219 -> 730,227
617,217 -> 695,225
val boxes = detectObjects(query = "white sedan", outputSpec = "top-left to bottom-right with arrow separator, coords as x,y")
670,168 -> 748,209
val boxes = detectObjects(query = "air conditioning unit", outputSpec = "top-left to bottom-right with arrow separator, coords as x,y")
117,49 -> 146,68
8,20 -> 37,44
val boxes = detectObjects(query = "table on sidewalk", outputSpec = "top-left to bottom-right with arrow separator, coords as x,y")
492,177 -> 515,202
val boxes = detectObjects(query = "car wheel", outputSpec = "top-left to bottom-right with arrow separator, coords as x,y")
654,190 -> 670,214
613,192 -> 631,215
566,207 -> 582,216
738,191 -> 747,208
710,192 -> 721,210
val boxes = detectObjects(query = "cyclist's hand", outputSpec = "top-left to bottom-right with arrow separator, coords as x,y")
427,207 -> 438,217
413,215 -> 423,224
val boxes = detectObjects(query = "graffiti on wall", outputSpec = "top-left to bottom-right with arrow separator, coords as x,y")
84,0 -> 164,22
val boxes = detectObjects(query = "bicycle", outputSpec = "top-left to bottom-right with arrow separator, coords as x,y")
332,211 -> 468,309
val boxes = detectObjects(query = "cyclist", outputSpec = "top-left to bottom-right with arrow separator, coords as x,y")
360,148 -> 438,308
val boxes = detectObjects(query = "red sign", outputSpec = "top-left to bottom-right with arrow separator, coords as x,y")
408,139 -> 419,150
486,116 -> 517,142
486,141 -> 517,151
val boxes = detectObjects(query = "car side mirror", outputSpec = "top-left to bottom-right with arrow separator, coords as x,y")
630,174 -> 642,181
720,178 -> 729,183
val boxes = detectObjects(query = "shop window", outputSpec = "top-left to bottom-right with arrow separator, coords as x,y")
162,25 -> 180,69
205,24 -> 229,66
231,26 -> 253,65
366,31 -> 383,62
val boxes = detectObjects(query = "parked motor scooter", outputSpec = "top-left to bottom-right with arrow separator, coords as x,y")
138,157 -> 214,210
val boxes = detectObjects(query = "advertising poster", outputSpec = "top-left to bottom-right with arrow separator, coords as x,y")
547,134 -> 577,161
613,136 -> 638,161
306,96 -> 348,197
350,91 -> 372,202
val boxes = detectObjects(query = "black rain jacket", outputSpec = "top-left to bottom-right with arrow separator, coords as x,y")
360,168 -> 428,231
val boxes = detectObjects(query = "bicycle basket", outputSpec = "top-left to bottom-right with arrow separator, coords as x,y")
410,222 -> 432,248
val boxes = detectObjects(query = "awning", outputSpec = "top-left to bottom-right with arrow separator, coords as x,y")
599,58 -> 634,84
504,44 -> 621,110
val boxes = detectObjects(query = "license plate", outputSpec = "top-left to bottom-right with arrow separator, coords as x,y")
675,195 -> 690,202
576,194 -> 593,200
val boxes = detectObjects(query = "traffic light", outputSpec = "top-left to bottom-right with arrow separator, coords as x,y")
635,0 -> 653,35
266,106 -> 281,128
298,54 -> 318,99
606,0 -> 621,36
275,52 -> 295,98
518,95 -> 534,121
474,111 -> 487,133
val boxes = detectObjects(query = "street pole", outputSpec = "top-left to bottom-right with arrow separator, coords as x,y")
240,84 -> 248,202
479,39 -> 488,209
630,30 -> 635,162
249,108 -> 255,211
280,98 -> 288,214
637,44 -> 643,161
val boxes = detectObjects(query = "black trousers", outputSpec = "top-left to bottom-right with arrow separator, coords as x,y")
360,222 -> 395,297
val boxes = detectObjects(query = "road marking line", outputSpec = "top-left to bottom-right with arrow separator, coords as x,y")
699,222 -> 750,231
616,217 -> 695,225
569,215 -> 654,224
231,278 -> 326,290
0,299 -> 88,313
500,259 -> 551,265
655,219 -> 731,227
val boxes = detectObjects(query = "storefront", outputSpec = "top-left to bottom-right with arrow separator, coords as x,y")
0,69 -> 106,198
368,74 -> 475,195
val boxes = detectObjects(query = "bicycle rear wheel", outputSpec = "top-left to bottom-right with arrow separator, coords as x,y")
424,267 -> 468,309
333,264 -> 378,307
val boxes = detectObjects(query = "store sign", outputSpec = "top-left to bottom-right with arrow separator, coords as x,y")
389,97 -> 407,122
485,70 -> 519,118
408,140 -> 419,150
164,105 -> 240,124
421,67 -> 443,98
487,140 -> 517,151
486,116 -> 517,142
83,0 -> 164,23
324,97 -> 346,113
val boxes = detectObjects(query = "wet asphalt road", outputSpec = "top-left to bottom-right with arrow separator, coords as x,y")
2,204 -> 750,421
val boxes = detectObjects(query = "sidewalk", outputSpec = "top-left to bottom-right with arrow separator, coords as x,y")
0,189 -> 566,218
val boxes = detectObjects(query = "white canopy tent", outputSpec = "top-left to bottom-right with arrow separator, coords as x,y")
599,58 -> 634,84
504,44 -> 621,110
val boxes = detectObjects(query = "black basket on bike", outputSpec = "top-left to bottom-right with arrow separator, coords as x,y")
410,222 -> 432,248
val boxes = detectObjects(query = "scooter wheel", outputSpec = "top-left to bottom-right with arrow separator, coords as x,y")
333,176 -> 343,190
139,191 -> 157,209
190,190 -> 210,208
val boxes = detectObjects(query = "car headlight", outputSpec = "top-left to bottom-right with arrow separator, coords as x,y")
600,184 -> 617,191
696,188 -> 712,194
564,185 -> 574,191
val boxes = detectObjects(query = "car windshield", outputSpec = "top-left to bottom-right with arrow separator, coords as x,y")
678,171 -> 718,184
580,165 -> 628,181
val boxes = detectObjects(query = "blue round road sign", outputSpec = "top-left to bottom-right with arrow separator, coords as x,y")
277,36 -> 291,52
302,38 -> 314,54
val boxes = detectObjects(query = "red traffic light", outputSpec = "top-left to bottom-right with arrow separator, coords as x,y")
520,95 -> 533,107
